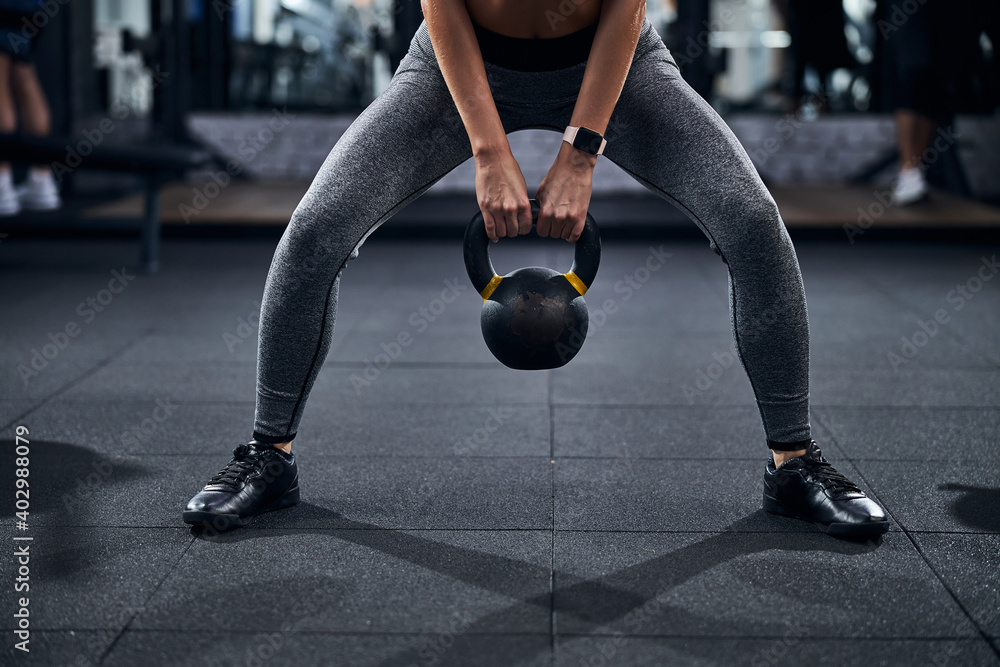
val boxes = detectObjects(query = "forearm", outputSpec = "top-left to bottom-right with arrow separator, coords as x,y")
420,0 -> 508,157
571,0 -> 645,137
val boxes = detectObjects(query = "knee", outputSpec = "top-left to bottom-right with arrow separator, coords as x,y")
714,191 -> 790,264
277,202 -> 360,278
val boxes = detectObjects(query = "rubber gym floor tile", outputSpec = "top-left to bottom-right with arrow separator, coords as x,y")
327,327 -> 497,365
113,330 -> 261,364
554,637 -> 1000,667
849,459 -> 1000,533
0,630 -> 118,666
295,403 -> 550,457
814,406 -> 1000,461
551,359 -> 757,407
0,448 -> 551,529
551,531 -> 976,638
56,361 -> 256,402
552,456 -> 883,533
0,358 -> 120,402
809,368 -> 1000,407
339,296 -> 485,337
568,331 -> 738,368
0,447 -> 207,528
912,533 -> 1000,638
14,398 -> 256,456
0,526 -> 191,631
306,365 -> 550,406
808,331 -> 995,369
131,530 -> 552,635
552,405 -> 817,459
103,630 -> 553,667
0,401 -> 37,429
250,456 -> 553,530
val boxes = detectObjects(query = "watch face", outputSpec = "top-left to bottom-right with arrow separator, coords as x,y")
573,128 -> 603,155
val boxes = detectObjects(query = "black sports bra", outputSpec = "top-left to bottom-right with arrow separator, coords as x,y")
471,19 -> 598,71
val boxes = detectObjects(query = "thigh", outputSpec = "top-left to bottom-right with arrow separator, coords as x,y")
604,51 -> 786,267
284,54 -> 474,268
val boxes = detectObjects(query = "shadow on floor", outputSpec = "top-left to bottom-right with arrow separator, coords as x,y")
186,504 -> 883,667
939,483 -> 1000,532
0,439 -> 151,521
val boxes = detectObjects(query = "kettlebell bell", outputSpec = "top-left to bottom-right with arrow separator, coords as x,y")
464,199 -> 601,370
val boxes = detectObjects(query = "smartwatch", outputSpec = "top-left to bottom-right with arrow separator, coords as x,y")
563,125 -> 607,156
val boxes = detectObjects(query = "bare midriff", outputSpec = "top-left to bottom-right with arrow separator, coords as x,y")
464,0 -> 603,38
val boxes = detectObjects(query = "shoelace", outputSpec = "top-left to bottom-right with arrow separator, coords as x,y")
208,444 -> 265,487
802,457 -> 862,495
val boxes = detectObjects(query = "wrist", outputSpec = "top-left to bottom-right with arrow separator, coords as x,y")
472,136 -> 511,162
558,141 -> 598,170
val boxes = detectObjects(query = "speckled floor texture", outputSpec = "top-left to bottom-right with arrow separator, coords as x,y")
1,231 -> 997,666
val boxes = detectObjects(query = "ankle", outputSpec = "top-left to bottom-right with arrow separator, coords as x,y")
771,448 -> 807,468
271,440 -> 293,454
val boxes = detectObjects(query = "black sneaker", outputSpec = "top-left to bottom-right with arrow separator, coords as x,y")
763,441 -> 889,538
183,442 -> 299,531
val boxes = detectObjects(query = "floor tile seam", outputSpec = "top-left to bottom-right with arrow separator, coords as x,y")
857,273 -> 1000,364
79,453 -> 774,461
96,533 -> 198,665
814,411 -> 1000,660
96,628 -> 554,637
17,628 -> 994,640
552,632 -> 997,641
548,367 -> 557,661
23,525 -> 922,534
0,334 -> 153,434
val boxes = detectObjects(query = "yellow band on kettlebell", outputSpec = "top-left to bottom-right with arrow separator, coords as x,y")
480,274 -> 503,301
564,271 -> 588,296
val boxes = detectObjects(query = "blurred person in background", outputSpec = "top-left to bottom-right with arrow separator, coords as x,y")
780,0 -> 856,112
882,0 -> 979,205
0,0 -> 61,216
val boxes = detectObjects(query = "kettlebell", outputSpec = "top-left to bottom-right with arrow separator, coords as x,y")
464,199 -> 601,370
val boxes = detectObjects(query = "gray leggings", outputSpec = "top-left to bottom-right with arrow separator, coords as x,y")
252,19 -> 812,449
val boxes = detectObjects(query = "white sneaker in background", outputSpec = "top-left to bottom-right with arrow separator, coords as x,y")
17,169 -> 62,211
0,170 -> 21,216
892,167 -> 928,206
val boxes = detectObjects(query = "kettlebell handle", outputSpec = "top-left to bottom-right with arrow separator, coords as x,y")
464,199 -> 602,301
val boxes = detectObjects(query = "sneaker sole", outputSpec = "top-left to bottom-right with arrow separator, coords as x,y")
182,483 -> 300,531
763,493 -> 890,538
